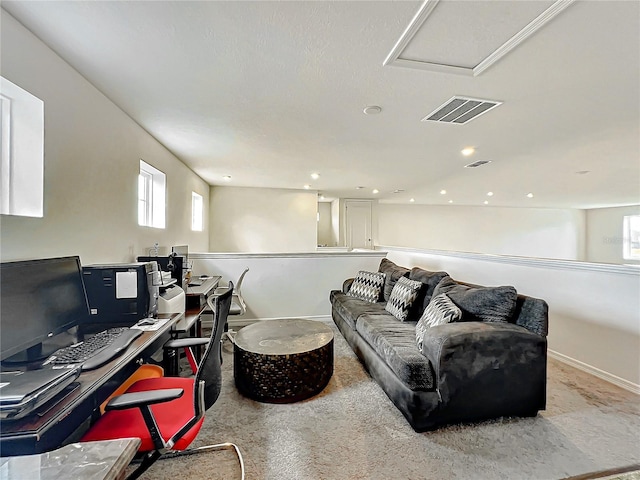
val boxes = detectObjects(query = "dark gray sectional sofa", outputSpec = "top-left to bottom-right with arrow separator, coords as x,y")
329,258 -> 549,432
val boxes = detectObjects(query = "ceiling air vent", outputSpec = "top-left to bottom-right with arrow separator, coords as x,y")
465,160 -> 492,168
422,96 -> 502,125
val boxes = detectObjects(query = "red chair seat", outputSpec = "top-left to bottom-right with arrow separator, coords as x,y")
81,377 -> 204,452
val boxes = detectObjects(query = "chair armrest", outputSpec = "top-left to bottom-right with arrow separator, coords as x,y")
105,388 -> 184,411
420,322 -> 546,403
342,278 -> 355,294
164,337 -> 209,349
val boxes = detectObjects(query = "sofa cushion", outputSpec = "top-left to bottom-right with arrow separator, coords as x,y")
347,270 -> 386,303
330,290 -> 387,330
408,267 -> 449,315
415,293 -> 462,351
432,276 -> 517,324
356,314 -> 435,391
378,258 -> 410,301
385,276 -> 423,321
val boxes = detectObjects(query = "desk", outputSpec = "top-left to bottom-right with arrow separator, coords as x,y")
0,438 -> 140,480
0,314 -> 179,457
163,276 -> 221,376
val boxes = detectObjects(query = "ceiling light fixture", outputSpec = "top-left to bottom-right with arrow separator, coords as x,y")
461,147 -> 475,156
440,189 -> 447,195
222,175 -> 232,181
363,105 -> 382,115
409,198 -> 415,203
372,189 -> 379,194
448,200 -> 453,204
484,200 -> 489,205
487,192 -> 494,196
303,184 -> 310,190
527,193 -> 534,198
311,172 -> 320,180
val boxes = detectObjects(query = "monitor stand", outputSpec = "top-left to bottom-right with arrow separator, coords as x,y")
1,328 -> 78,367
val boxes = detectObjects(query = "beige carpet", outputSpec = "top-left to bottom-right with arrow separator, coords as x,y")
133,320 -> 640,480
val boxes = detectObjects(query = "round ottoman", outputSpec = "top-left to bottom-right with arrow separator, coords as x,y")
233,319 -> 334,403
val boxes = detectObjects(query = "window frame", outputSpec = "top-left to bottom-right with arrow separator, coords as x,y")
191,191 -> 203,231
623,215 -> 640,261
138,159 -> 166,229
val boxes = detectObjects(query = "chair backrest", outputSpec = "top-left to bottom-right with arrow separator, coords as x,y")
196,283 -> 233,413
235,267 -> 249,294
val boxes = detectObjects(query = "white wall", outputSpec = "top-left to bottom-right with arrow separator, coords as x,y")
191,250 -> 386,321
209,186 -> 318,253
380,246 -> 640,392
377,204 -> 586,260
586,205 -> 640,265
0,11 -> 209,264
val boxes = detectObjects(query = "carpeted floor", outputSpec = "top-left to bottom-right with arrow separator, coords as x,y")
133,320 -> 640,480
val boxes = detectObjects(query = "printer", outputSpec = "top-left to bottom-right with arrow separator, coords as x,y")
158,274 -> 186,314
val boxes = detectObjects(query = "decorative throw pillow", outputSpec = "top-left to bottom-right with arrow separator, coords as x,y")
432,276 -> 517,324
347,271 -> 386,303
415,293 -> 462,350
385,276 -> 424,321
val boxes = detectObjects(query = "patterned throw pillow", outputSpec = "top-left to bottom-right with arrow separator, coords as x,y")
385,276 -> 424,321
347,271 -> 386,303
415,293 -> 462,350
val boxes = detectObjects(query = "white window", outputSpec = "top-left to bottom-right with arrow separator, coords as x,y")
0,77 -> 44,217
623,215 -> 640,260
191,191 -> 203,231
138,159 -> 165,228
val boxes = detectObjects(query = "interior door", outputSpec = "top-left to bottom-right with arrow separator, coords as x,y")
345,200 -> 372,250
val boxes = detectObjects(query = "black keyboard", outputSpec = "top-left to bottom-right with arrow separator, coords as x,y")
48,327 -> 143,371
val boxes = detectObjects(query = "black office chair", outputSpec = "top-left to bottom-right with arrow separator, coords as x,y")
81,285 -> 244,480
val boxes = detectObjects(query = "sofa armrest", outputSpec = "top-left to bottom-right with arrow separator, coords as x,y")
342,278 -> 355,294
420,322 -> 546,404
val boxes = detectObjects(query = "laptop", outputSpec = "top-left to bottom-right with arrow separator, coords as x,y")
0,366 -> 81,420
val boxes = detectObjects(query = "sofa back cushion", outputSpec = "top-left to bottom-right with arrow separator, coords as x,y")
432,276 -> 517,324
347,270 -> 386,303
408,267 -> 449,317
378,258 -> 410,301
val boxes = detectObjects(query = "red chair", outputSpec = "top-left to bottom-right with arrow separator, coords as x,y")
81,284 -> 244,480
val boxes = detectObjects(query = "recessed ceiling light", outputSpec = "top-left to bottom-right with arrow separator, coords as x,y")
440,189 -> 447,195
363,105 -> 382,115
484,200 -> 489,205
303,184 -> 310,190
319,195 -> 325,201
409,198 -> 415,203
372,189 -> 379,194
487,192 -> 494,196
311,172 -> 320,180
527,193 -> 534,198
222,175 -> 232,181
461,147 -> 475,156
448,200 -> 453,204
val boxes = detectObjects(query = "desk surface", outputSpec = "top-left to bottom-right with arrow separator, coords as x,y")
0,314 -> 179,457
0,438 -> 140,480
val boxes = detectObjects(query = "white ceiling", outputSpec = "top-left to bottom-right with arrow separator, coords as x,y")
2,0 -> 639,209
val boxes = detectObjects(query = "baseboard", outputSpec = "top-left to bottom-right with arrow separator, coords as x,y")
549,349 -> 640,395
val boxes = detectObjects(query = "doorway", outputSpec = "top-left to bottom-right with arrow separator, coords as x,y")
345,200 -> 372,250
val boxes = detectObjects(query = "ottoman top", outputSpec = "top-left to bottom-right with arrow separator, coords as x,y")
235,319 -> 333,355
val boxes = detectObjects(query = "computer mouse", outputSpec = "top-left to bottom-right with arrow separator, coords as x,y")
138,319 -> 156,326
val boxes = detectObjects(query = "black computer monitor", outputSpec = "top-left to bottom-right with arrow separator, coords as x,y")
0,256 -> 90,363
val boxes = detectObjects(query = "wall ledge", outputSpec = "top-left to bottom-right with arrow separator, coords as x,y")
192,250 -> 386,260
376,245 -> 640,276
